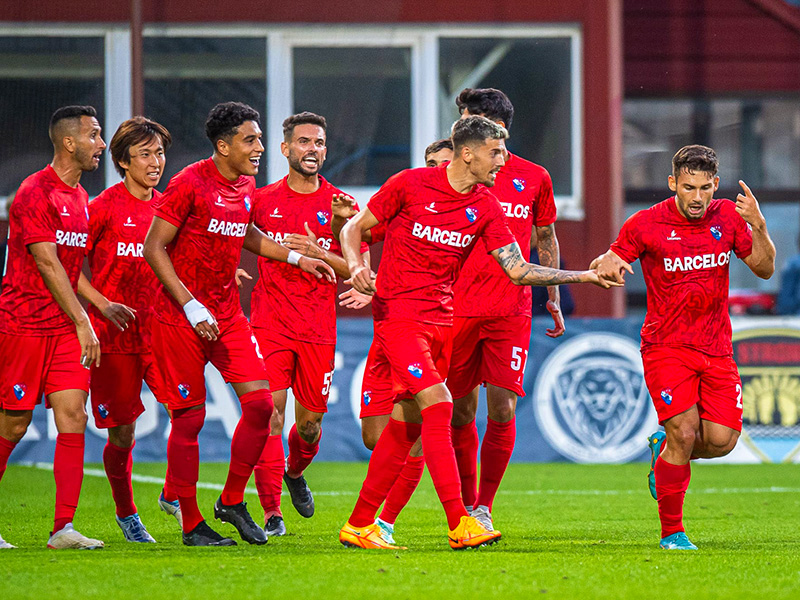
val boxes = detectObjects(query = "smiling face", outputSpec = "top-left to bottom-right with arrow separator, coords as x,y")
282,123 -> 327,176
119,135 -> 166,191
220,120 -> 264,177
464,137 -> 507,187
73,115 -> 106,172
668,168 -> 719,220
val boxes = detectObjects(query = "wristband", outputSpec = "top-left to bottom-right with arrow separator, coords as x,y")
287,250 -> 302,266
183,299 -> 214,327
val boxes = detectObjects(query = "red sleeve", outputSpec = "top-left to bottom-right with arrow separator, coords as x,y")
370,222 -> 387,244
533,168 -> 557,227
730,203 -> 754,259
480,196 -> 516,253
15,186 -> 59,246
86,197 -> 107,253
367,171 -> 407,224
609,212 -> 645,264
153,172 -> 193,228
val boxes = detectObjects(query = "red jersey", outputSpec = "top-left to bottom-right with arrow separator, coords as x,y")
87,182 -> 160,354
251,176 -> 366,345
0,166 -> 88,335
454,153 -> 556,318
610,196 -> 753,356
368,166 -> 515,325
152,158 -> 255,328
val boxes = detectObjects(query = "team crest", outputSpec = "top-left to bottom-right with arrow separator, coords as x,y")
512,178 -> 526,192
710,226 -> 722,240
362,391 -> 371,406
178,383 -> 191,399
317,211 -> 330,225
465,207 -> 478,223
84,207 -> 89,220
660,389 -> 673,405
97,404 -> 109,419
407,363 -> 423,379
12,383 -> 26,400
244,196 -> 252,212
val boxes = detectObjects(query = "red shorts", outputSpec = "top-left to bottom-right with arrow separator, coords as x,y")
446,315 -> 531,399
642,346 -> 743,432
252,328 -> 335,414
363,320 -> 452,414
0,331 -> 90,410
151,315 -> 268,410
90,351 -> 166,428
359,340 -> 410,419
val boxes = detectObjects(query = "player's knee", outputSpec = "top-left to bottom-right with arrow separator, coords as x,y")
109,426 -> 135,448
5,421 -> 31,444
668,426 -> 697,452
60,406 -> 88,431
362,428 -> 379,451
488,401 -> 516,423
706,432 -> 739,457
298,420 -> 320,444
243,396 -> 273,427
451,402 -> 476,427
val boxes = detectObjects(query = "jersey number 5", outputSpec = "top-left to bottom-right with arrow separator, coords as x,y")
511,346 -> 528,372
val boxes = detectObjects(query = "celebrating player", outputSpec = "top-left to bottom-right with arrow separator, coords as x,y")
592,145 -> 775,550
338,116 -> 615,550
448,88 -> 562,531
143,102 -> 335,547
250,112 -> 366,536
0,106 -> 105,549
77,116 -> 181,542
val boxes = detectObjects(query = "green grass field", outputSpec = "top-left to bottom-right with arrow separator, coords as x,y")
1,462 -> 799,599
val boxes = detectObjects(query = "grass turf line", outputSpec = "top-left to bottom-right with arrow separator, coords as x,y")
1,462 -> 799,599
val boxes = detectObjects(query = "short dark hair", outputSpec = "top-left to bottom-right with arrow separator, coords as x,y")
451,116 -> 508,154
282,112 -> 327,142
49,105 -> 97,143
672,145 -> 718,178
109,116 -> 172,178
424,138 -> 454,160
205,102 -> 260,147
456,88 -> 514,131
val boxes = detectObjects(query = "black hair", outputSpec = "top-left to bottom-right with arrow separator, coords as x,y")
456,88 -> 514,130
283,112 -> 327,142
205,102 -> 260,147
424,138 -> 454,159
451,115 -> 508,154
49,105 -> 97,142
110,116 -> 172,178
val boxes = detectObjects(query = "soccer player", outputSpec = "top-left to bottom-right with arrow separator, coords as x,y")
143,102 -> 335,547
424,139 -> 454,168
338,116 -> 614,550
448,88 -> 562,531
592,145 -> 775,550
76,116 -> 181,542
250,112 -> 367,536
0,105 -> 106,549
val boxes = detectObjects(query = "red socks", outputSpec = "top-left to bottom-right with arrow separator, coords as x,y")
0,435 -> 16,483
379,454 -> 425,525
350,418 -> 421,528
254,434 -> 285,518
654,456 -> 691,538
103,440 -> 137,518
167,406 -> 206,532
162,470 -> 178,503
286,424 -> 320,479
221,389 -> 273,506
53,433 -> 85,533
477,417 -> 516,511
452,420 -> 479,509
421,403 -> 468,530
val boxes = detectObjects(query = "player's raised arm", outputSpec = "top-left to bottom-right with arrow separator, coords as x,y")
340,207 -> 379,294
736,180 -> 776,279
144,215 -> 220,340
77,272 -> 136,331
491,241 -> 618,288
29,241 -> 101,367
242,223 -> 335,282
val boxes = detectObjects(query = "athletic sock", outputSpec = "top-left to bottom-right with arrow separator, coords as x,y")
286,423 -> 320,479
221,389 -> 273,506
162,471 -> 178,503
0,435 -> 16,483
103,440 -> 137,518
379,454 -> 425,524
452,419 -> 479,510
168,406 -> 206,533
655,456 -> 692,538
349,418 -> 421,528
254,434 -> 285,518
476,417 -> 516,511
53,433 -> 85,533
422,403 -> 469,530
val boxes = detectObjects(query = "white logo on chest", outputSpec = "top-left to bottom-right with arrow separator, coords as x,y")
117,242 -> 144,257
208,218 -> 248,237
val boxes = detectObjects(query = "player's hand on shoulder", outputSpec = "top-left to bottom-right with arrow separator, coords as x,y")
339,287 -> 373,310
102,302 -> 137,332
76,319 -> 101,368
283,223 -> 325,259
735,180 -> 767,230
331,194 -> 358,218
235,268 -> 253,287
297,255 -> 336,283
345,265 -> 377,295
545,300 -> 565,338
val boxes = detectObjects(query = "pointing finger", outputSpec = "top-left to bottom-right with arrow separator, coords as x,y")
739,180 -> 755,199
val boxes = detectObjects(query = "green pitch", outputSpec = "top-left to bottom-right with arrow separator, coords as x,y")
2,462 -> 799,599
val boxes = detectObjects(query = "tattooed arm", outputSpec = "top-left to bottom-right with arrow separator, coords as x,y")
534,223 -> 565,337
491,242 -> 617,288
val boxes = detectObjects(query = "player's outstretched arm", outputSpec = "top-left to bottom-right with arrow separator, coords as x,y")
491,242 -> 619,288
29,242 -> 100,367
243,224 -> 335,282
77,272 -> 136,331
341,208 -> 379,294
589,249 -> 634,286
736,180 -> 776,280
535,223 -> 565,337
143,216 -> 220,341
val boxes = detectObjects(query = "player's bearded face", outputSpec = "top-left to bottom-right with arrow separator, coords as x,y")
669,169 -> 719,221
122,136 -> 166,190
469,138 -> 506,187
73,116 -> 106,172
284,124 -> 327,176
226,120 -> 264,177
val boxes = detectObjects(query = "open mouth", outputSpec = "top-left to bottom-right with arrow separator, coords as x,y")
146,170 -> 161,181
301,155 -> 318,169
249,157 -> 261,167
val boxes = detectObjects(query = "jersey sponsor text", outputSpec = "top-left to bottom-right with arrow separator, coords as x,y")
411,222 -> 475,248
